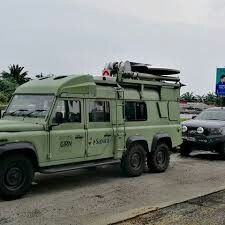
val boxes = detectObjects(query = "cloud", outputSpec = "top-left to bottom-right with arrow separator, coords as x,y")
73,0 -> 222,27
0,0 -> 224,95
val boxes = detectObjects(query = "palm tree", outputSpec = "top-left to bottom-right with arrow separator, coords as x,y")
1,64 -> 31,85
195,95 -> 205,103
203,92 -> 217,105
180,92 -> 196,102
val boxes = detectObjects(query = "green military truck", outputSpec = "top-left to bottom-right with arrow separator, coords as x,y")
0,61 -> 182,200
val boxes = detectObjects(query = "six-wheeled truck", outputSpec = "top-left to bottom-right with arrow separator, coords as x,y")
0,61 -> 182,200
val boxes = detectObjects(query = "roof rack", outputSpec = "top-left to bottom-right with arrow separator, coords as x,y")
103,61 -> 181,88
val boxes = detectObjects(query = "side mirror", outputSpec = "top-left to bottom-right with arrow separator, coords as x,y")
53,112 -> 63,124
192,115 -> 196,119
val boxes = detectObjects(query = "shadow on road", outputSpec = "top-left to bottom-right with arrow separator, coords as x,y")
28,153 -> 225,198
187,152 -> 224,161
30,164 -> 124,196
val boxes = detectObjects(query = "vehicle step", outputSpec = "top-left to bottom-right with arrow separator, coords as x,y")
39,159 -> 121,174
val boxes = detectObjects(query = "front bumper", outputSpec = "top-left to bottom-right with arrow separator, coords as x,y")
182,135 -> 225,150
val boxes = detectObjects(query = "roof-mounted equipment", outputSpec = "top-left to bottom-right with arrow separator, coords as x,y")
102,61 -> 180,85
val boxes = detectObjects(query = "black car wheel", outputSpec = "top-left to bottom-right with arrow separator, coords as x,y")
218,143 -> 225,159
180,143 -> 192,157
0,154 -> 34,200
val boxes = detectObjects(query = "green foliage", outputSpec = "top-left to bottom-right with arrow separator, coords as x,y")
0,92 -> 8,104
0,64 -> 31,103
180,92 -> 196,102
1,64 -> 31,85
0,79 -> 18,102
181,91 -> 225,106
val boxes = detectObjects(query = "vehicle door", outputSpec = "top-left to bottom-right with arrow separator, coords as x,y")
86,99 -> 114,158
49,98 -> 86,161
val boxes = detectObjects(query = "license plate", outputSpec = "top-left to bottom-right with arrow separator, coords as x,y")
197,138 -> 208,143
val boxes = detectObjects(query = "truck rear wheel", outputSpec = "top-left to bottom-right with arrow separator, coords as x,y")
121,143 -> 146,177
0,154 -> 34,200
148,142 -> 170,173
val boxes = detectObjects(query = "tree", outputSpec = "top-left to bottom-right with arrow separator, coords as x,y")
203,92 -> 217,105
1,64 -> 31,85
180,92 -> 196,102
0,79 -> 18,102
195,95 -> 205,103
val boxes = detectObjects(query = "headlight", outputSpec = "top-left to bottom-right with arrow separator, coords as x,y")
197,127 -> 204,134
182,126 -> 188,133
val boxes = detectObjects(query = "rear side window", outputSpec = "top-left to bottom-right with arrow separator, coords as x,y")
125,102 -> 147,121
89,101 -> 110,122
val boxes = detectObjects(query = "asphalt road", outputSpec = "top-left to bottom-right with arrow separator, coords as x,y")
1,152 -> 225,225
119,190 -> 225,225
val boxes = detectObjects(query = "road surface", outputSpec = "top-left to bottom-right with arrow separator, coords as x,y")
119,190 -> 225,225
1,153 -> 225,225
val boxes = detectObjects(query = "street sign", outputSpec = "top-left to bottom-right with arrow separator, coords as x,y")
216,68 -> 225,96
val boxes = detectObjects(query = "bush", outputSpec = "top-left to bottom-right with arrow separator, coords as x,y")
0,92 -> 8,104
0,79 -> 17,102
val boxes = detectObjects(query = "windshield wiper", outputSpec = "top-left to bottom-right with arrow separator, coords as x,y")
24,109 -> 47,117
7,109 -> 28,116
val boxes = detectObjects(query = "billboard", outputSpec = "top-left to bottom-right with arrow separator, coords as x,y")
216,68 -> 225,96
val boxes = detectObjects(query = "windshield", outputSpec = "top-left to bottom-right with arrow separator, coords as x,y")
196,110 -> 225,121
5,95 -> 54,118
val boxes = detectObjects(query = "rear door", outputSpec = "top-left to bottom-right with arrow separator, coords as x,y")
50,98 -> 86,161
86,99 -> 114,158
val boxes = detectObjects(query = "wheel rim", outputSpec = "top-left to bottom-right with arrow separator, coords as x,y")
156,149 -> 166,165
4,167 -> 25,191
131,152 -> 142,169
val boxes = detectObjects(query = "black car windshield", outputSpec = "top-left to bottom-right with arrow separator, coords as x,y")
196,110 -> 225,121
5,95 -> 54,118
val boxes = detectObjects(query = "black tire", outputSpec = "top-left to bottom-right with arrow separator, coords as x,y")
0,154 -> 34,200
180,143 -> 192,157
147,142 -> 170,173
121,143 -> 146,177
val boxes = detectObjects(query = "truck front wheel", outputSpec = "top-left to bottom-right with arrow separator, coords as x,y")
121,143 -> 146,177
0,154 -> 34,200
148,142 -> 170,173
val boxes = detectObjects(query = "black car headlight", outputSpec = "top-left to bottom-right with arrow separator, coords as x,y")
182,125 -> 188,133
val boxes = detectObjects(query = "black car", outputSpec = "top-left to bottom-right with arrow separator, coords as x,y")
181,107 -> 225,157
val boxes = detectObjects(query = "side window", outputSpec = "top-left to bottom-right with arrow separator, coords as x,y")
53,99 -> 81,123
125,102 -> 147,121
89,101 -> 110,122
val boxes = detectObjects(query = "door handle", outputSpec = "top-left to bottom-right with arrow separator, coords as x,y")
75,135 -> 84,139
104,134 -> 112,137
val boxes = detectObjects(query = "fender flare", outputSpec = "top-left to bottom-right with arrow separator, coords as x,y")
126,136 -> 150,152
151,133 -> 172,152
0,142 -> 39,164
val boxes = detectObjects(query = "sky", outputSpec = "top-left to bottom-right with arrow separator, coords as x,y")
0,0 -> 225,94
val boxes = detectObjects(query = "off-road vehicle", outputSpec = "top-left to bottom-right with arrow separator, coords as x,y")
0,61 -> 182,200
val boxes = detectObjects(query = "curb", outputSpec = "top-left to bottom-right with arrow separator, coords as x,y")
90,185 -> 225,225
